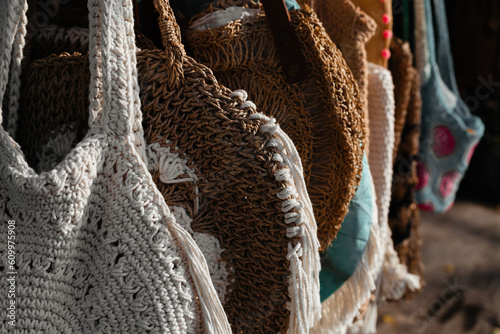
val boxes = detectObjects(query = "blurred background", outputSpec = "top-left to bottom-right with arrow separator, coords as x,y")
379,1 -> 500,333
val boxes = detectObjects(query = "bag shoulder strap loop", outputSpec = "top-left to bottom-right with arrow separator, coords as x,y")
261,0 -> 308,83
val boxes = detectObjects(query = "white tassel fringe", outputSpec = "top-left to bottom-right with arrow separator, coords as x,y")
247,106 -> 321,333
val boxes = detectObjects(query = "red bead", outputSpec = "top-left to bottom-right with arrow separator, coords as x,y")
381,48 -> 391,59
382,29 -> 393,39
382,13 -> 391,24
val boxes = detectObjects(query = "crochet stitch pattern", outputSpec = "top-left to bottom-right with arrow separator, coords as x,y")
297,0 -> 376,154
413,0 -> 484,212
367,63 -> 420,300
13,1 -> 320,331
1,0 -> 231,332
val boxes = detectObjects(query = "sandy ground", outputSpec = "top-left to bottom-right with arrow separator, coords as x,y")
377,201 -> 500,334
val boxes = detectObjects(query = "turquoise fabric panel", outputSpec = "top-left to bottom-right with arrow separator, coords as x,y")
282,0 -> 301,11
319,153 -> 374,302
170,0 -> 300,21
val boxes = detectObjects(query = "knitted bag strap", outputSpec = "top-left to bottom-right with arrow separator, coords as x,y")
0,0 -> 26,130
413,0 -> 429,83
88,7 -> 230,330
420,0 -> 459,96
0,0 -> 148,160
431,0 -> 459,95
87,0 -> 138,138
86,0 -> 146,163
422,0 -> 439,70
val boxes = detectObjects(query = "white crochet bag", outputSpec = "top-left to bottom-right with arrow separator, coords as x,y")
347,63 -> 421,334
366,63 -> 420,302
0,0 -> 230,332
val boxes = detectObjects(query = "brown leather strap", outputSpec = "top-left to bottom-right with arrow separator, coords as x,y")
260,0 -> 308,83
133,0 -> 140,34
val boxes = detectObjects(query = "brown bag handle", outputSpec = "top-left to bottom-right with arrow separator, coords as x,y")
260,0 -> 308,83
139,0 -> 306,84
136,0 -> 186,87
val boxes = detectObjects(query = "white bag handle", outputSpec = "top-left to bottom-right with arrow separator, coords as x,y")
0,0 -> 145,153
0,1 -> 232,332
0,0 -> 26,128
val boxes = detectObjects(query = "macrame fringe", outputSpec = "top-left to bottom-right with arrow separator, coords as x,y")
248,109 -> 321,333
169,222 -> 234,334
310,188 -> 384,334
278,123 -> 322,329
345,242 -> 421,334
380,238 -> 421,300
346,298 -> 378,334
131,140 -> 232,334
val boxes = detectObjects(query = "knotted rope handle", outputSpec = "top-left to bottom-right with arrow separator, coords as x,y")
149,0 -> 186,87
132,0 -> 185,87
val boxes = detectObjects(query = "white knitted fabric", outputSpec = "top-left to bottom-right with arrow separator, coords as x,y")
367,62 -> 420,300
14,15 -> 322,330
27,115 -> 321,330
366,63 -> 397,282
310,174 -> 384,334
33,131 -> 230,302
36,127 -> 78,172
0,0 -> 232,333
346,63 -> 421,334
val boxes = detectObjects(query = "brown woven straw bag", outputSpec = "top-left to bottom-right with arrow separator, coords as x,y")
185,0 -> 365,251
388,37 -> 424,298
14,0 -> 321,332
297,0 -> 376,152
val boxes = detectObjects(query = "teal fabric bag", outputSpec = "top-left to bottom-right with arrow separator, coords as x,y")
414,0 -> 484,212
319,154 -> 374,301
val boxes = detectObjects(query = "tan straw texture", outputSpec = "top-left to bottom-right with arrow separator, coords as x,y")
185,0 -> 365,251
389,38 -> 414,163
297,0 -> 375,153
